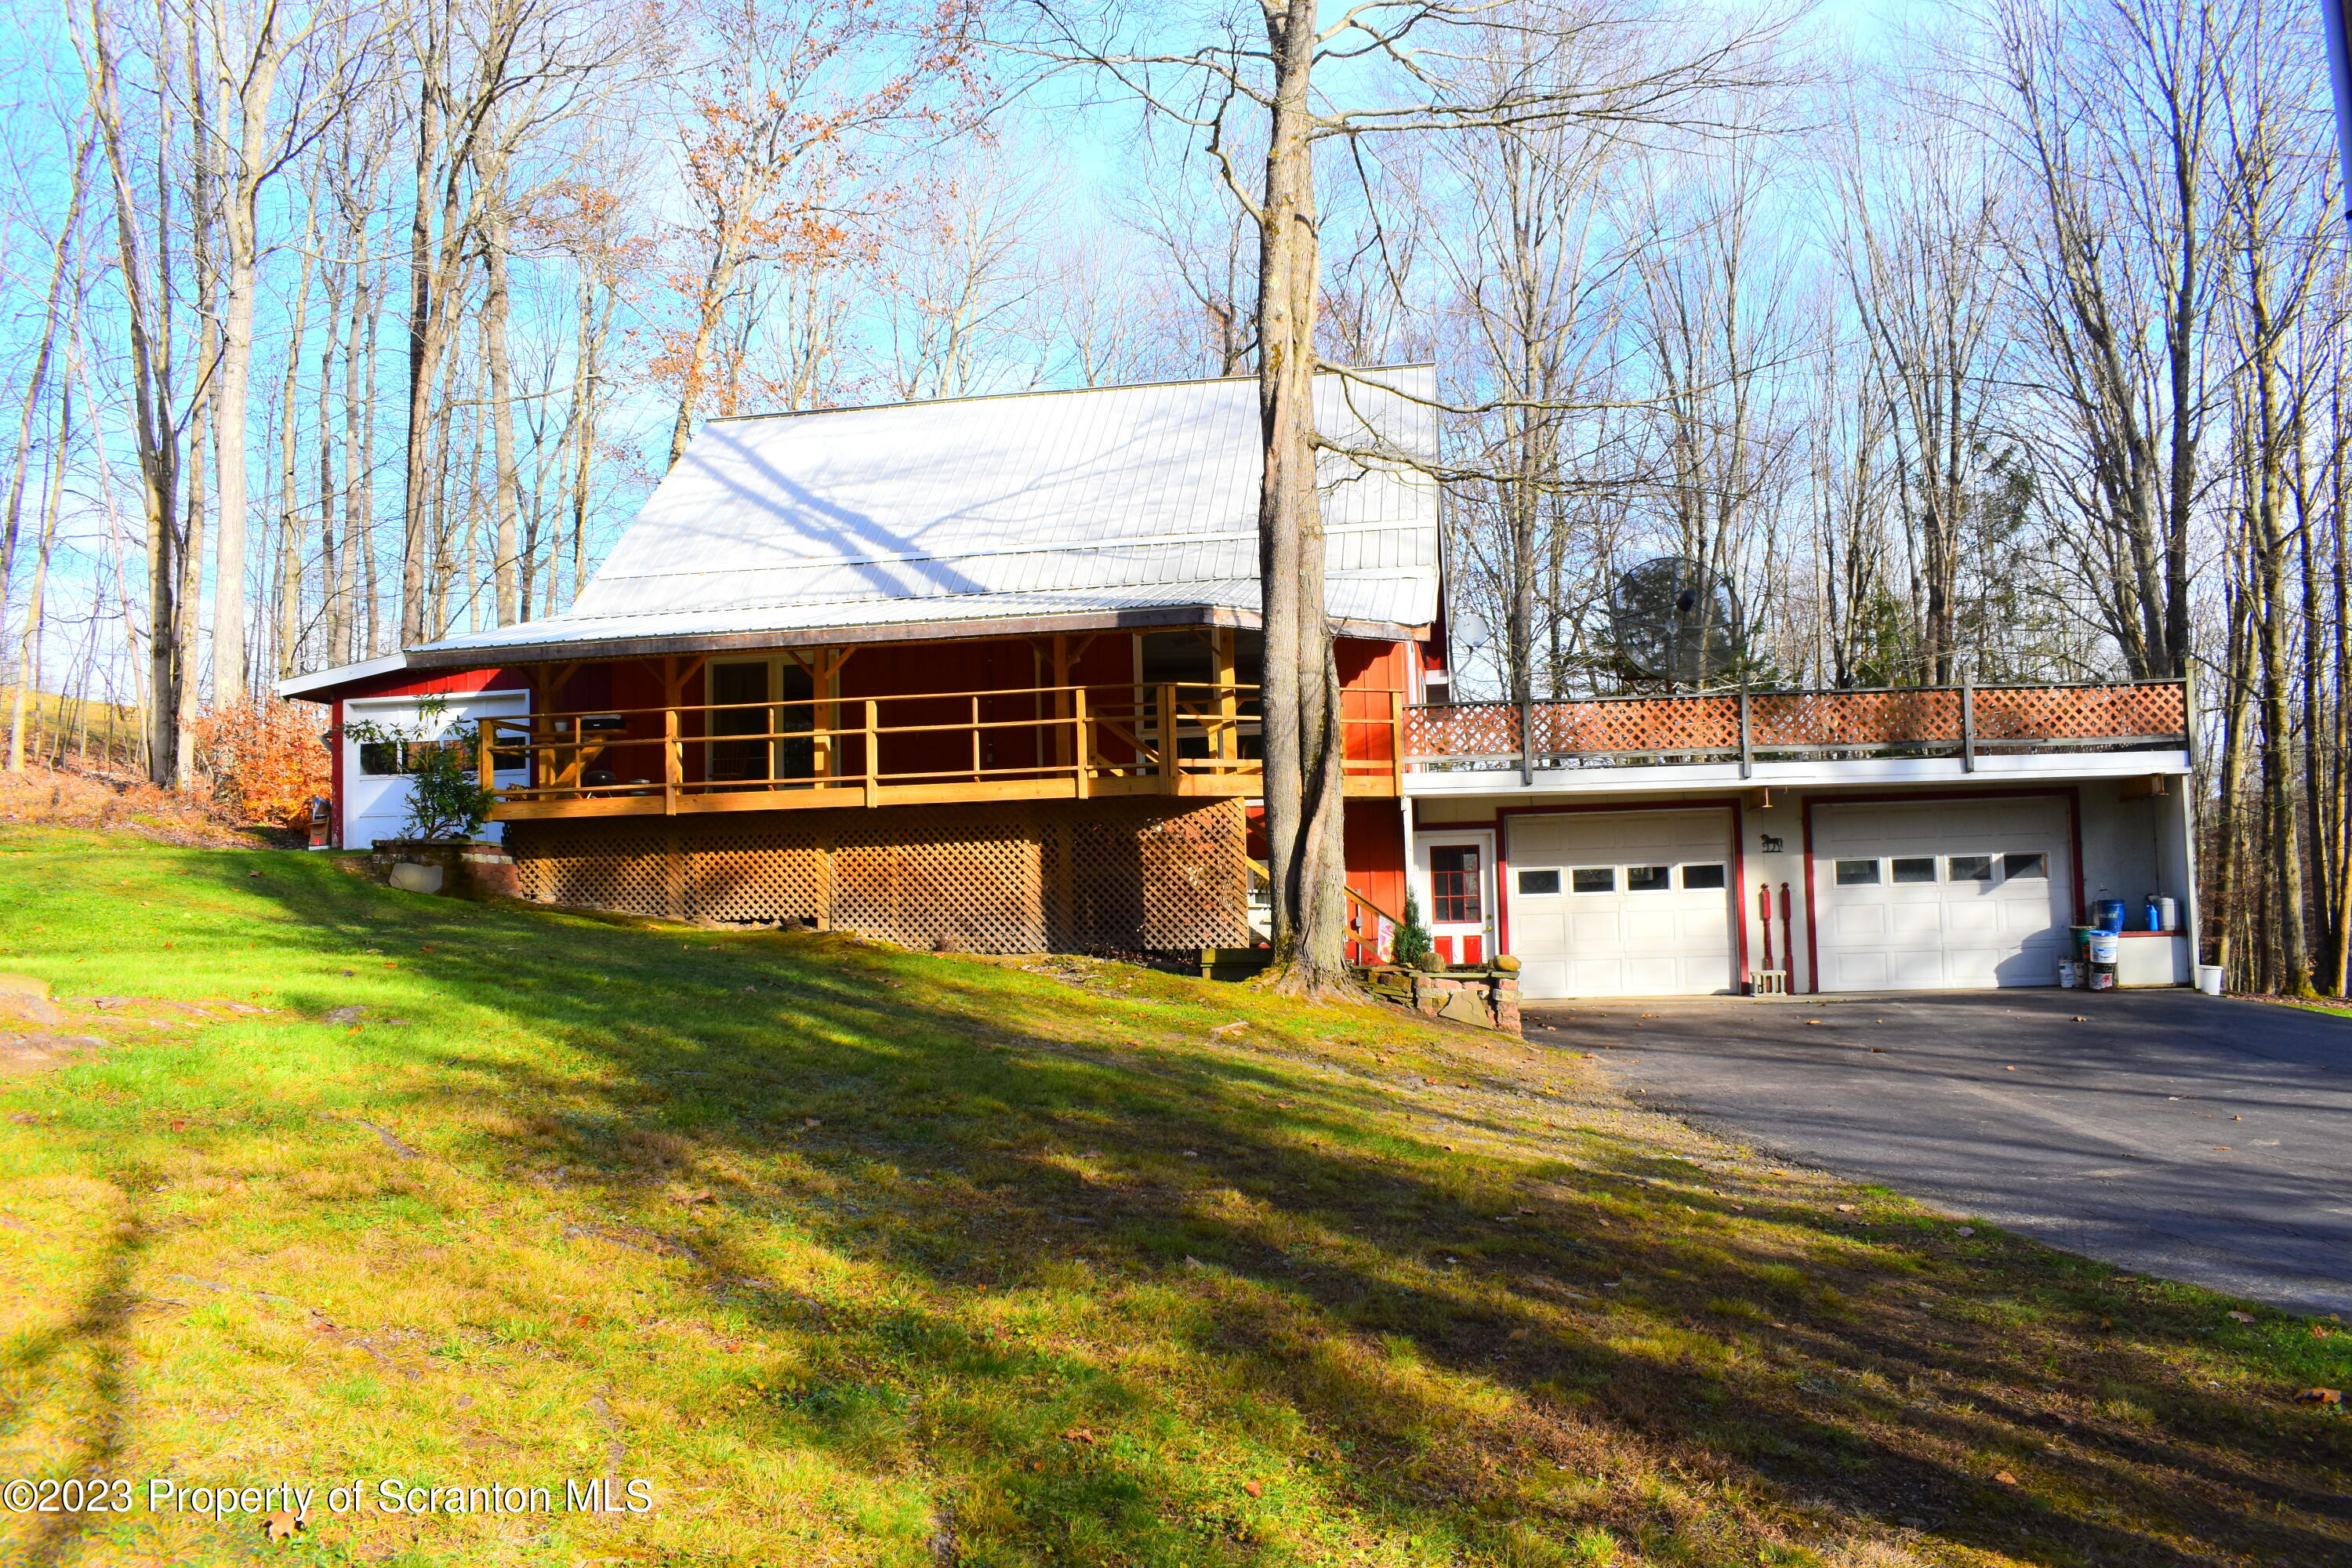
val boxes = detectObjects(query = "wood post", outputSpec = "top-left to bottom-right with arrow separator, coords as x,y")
1160,681 -> 1178,792
862,699 -> 879,808
1390,688 -> 1404,793
477,718 -> 494,795
1073,684 -> 1090,799
1961,673 -> 1976,773
1214,626 -> 1237,765
664,706 -> 681,815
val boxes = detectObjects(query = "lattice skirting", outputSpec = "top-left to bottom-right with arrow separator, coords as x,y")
502,798 -> 1250,957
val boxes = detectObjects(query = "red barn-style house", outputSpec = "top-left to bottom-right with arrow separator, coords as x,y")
284,367 -> 2198,995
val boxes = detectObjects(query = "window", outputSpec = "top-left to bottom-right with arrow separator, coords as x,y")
1626,865 -> 1671,892
358,741 -> 405,778
1891,856 -> 1937,884
1430,845 -> 1483,924
1835,859 -> 1880,886
2003,851 -> 2047,880
1572,866 -> 1615,894
1516,869 -> 1562,896
1679,863 -> 1726,890
1948,855 -> 1994,882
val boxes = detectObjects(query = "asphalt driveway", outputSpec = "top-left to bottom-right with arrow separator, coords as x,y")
1525,989 -> 2352,1316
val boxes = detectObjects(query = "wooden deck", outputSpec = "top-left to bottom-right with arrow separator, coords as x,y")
481,681 -> 1403,819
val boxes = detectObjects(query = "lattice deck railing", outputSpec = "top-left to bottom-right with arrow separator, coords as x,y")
1405,681 -> 2188,770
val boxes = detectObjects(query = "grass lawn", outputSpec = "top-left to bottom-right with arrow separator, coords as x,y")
0,826 -> 2344,1567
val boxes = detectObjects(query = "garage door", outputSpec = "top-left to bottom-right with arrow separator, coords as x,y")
1813,798 -> 2071,991
342,690 -> 530,848
1506,810 -> 1735,998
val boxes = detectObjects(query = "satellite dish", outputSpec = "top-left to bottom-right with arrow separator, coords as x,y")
1607,557 -> 1744,685
1451,608 -> 1491,655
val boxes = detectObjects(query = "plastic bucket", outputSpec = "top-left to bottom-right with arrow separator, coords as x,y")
2158,896 -> 2178,931
2093,899 -> 2127,934
2056,960 -> 2079,989
2089,962 -> 2117,991
2194,964 -> 2224,996
2086,930 -> 2120,965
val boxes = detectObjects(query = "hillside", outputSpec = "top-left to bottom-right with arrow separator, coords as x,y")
0,826 -> 2343,1566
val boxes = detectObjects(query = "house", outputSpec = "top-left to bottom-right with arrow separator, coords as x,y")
282,366 -> 2197,995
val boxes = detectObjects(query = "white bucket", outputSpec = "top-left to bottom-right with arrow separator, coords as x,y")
2086,930 -> 2121,965
2056,960 -> 2079,989
2194,964 -> 2224,996
2158,896 -> 2178,932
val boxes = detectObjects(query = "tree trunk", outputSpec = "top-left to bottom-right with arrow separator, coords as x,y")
481,178 -> 523,624
1252,0 -> 1350,996
5,387 -> 69,771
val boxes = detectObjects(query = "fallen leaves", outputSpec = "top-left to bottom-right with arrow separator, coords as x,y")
260,1509 -> 307,1541
1992,1470 -> 2019,1486
1243,1480 -> 1264,1497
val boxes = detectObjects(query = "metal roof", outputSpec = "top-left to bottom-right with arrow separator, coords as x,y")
405,365 -> 1440,666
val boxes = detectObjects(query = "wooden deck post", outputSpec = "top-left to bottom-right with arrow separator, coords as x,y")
862,700 -> 880,807
1390,688 -> 1404,793
1213,626 -> 1237,765
1073,684 -> 1090,799
664,706 -> 681,814
1961,673 -> 1976,773
1051,633 -> 1070,771
1160,681 -> 1178,793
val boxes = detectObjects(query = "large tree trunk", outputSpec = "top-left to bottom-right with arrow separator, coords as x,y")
1253,0 -> 1350,996
481,177 -> 523,624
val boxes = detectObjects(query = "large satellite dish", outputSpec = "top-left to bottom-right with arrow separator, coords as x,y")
1607,557 -> 1744,685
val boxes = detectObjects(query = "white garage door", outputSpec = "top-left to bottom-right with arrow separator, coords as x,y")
342,690 -> 530,848
1506,810 -> 1736,999
1813,798 -> 2071,991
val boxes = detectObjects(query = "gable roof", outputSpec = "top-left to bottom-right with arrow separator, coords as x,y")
394,365 -> 1440,669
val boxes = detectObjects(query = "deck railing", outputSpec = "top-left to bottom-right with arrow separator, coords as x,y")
480,681 -> 1405,818
1404,680 -> 2190,774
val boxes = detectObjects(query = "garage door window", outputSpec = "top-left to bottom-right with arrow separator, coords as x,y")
1835,858 -> 1880,885
1516,869 -> 1561,895
1680,863 -> 1726,889
1948,855 -> 1994,882
1891,856 -> 1936,883
2004,851 -> 2047,879
1572,867 -> 1615,893
1627,865 -> 1671,892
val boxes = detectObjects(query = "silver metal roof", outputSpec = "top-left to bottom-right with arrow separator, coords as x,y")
406,365 -> 1439,665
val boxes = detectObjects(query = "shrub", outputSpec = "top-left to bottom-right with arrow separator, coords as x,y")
188,698 -> 332,828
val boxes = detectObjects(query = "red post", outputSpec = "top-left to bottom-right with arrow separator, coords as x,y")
1758,882 -> 1774,971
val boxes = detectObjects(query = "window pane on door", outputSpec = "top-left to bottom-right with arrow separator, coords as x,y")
1430,846 -> 1483,924
1516,869 -> 1561,895
1835,859 -> 1880,885
1948,855 -> 1994,882
2002,851 -> 2047,880
1679,863 -> 1726,890
1891,857 -> 1937,884
1571,867 -> 1615,893
1626,866 -> 1671,892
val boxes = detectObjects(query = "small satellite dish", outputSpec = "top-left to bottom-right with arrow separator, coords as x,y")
1607,557 -> 1743,685
1451,608 -> 1491,655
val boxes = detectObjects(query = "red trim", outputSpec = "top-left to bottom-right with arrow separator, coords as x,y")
330,698 -> 346,849
1485,800 -> 1744,984
1799,786 -> 2084,996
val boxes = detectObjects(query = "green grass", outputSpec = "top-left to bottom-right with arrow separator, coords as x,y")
0,826 -> 2346,1566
